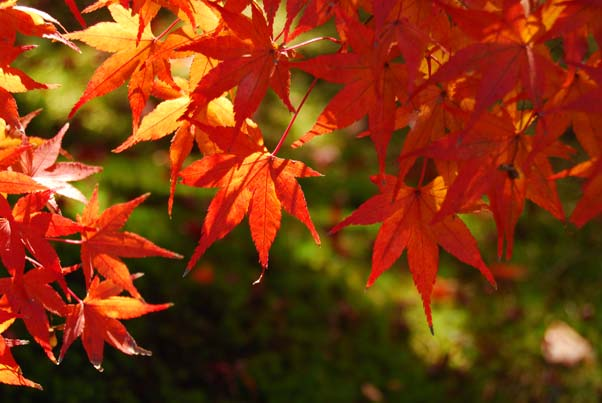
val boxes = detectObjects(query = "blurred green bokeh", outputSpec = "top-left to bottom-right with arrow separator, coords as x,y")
3,2 -> 601,402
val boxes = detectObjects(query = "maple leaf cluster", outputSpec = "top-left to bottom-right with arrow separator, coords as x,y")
63,0 -> 601,329
1,0 -> 601,390
0,1 -> 180,388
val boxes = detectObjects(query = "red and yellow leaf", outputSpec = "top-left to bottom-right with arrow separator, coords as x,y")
0,335 -> 41,389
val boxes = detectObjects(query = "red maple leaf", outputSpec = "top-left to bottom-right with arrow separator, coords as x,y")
179,124 -> 321,274
406,106 -> 569,259
551,157 -> 602,227
292,13 -> 407,172
78,187 -> 182,298
180,2 -> 295,125
58,276 -> 171,371
286,0 -> 372,40
424,0 -> 567,120
0,266 -> 66,363
331,175 -> 496,331
395,79 -> 472,180
0,191 -> 67,279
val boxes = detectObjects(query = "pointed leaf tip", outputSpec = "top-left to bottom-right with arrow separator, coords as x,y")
429,325 -> 435,336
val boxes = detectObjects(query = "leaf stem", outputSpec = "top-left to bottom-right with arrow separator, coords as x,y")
46,238 -> 84,245
66,287 -> 83,304
25,256 -> 42,268
271,78 -> 318,156
283,36 -> 342,52
156,18 -> 181,41
417,158 -> 428,188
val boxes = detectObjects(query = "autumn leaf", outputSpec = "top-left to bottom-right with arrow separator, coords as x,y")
58,276 -> 171,371
292,13 -> 407,172
0,335 -> 41,389
180,1 -> 295,125
113,83 -> 191,153
0,142 -> 49,195
67,4 -> 190,130
395,79 -> 471,180
0,43 -> 52,94
14,124 -> 101,203
331,175 -> 496,331
80,0 -> 197,41
405,107 -> 568,259
0,4 -> 75,92
551,157 -> 602,228
78,187 -> 182,298
113,61 -> 235,153
0,191 -> 67,279
0,266 -> 66,363
63,0 -> 86,27
0,88 -> 20,130
0,2 -> 77,137
286,0 -> 372,41
424,0 -> 567,121
111,70 -> 236,215
179,124 -> 321,274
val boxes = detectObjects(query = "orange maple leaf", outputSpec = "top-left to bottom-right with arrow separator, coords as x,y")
331,175 -> 496,331
112,68 -> 236,215
79,0 -> 197,38
179,125 -> 321,274
0,191 -> 67,279
407,107 -> 568,259
0,144 -> 48,195
0,266 -> 66,363
67,4 -> 190,130
0,334 -> 41,389
180,1 -> 295,125
78,187 -> 182,298
58,276 -> 171,371
292,13 -> 407,172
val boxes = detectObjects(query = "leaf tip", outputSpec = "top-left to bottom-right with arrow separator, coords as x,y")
429,325 -> 435,336
253,267 -> 267,285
